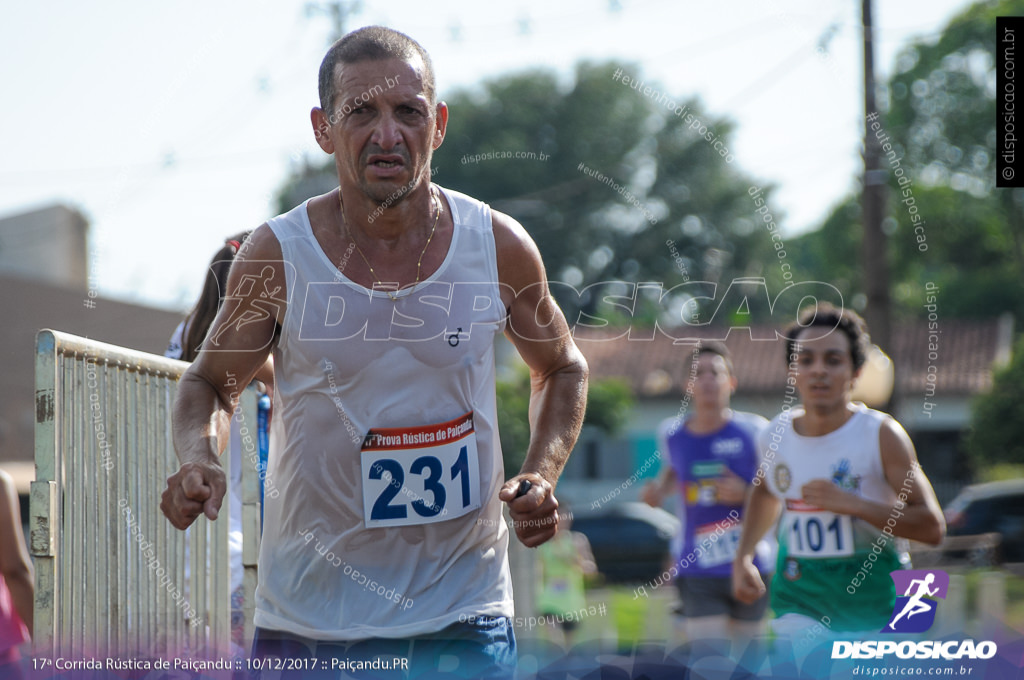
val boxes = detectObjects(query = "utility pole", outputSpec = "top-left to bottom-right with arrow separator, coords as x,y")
307,0 -> 362,44
861,0 -> 891,353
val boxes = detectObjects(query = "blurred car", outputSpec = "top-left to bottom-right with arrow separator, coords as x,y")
571,501 -> 680,584
944,479 -> 1024,563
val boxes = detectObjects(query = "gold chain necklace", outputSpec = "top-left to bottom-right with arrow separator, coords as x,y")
339,186 -> 441,301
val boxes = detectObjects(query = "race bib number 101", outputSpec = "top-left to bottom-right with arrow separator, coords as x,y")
785,499 -> 854,558
360,412 -> 481,528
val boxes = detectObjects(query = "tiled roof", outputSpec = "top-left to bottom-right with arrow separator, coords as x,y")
573,317 -> 1012,399
892,319 -> 1009,395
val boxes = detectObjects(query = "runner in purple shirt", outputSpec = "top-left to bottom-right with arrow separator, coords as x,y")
643,341 -> 773,643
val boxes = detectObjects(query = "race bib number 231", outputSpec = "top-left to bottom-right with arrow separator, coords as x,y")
360,412 -> 481,528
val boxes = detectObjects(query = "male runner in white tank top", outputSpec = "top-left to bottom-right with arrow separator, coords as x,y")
160,26 -> 588,679
732,304 -> 944,637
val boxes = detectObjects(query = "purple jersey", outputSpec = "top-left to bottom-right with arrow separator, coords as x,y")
660,413 -> 770,576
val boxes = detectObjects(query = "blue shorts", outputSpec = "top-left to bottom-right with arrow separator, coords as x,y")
250,616 -> 516,679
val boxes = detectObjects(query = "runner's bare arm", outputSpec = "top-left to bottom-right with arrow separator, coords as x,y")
799,418 -> 945,545
714,467 -> 748,505
493,211 -> 589,547
732,481 -> 780,604
642,466 -> 677,507
161,226 -> 286,530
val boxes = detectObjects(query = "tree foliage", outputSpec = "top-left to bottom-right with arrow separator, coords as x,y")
788,0 -> 1024,322
581,377 -> 634,437
496,368 -> 634,475
434,61 -> 786,323
495,371 -> 533,475
885,0 -> 1024,189
790,183 -> 1023,320
965,337 -> 1024,467
278,61 -> 788,325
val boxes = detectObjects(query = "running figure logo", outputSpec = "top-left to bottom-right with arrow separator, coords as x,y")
883,569 -> 949,633
207,264 -> 286,351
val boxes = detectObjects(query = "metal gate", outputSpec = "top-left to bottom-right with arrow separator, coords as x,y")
31,329 -> 261,660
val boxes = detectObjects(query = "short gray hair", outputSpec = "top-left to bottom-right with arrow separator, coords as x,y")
318,25 -> 435,116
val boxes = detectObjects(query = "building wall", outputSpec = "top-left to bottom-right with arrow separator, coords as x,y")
0,204 -> 88,289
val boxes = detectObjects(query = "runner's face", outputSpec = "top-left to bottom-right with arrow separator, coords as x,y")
325,57 -> 446,204
692,353 -> 733,411
791,328 -> 859,410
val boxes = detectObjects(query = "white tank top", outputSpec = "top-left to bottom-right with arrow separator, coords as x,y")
255,186 -> 514,639
760,402 -> 910,563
